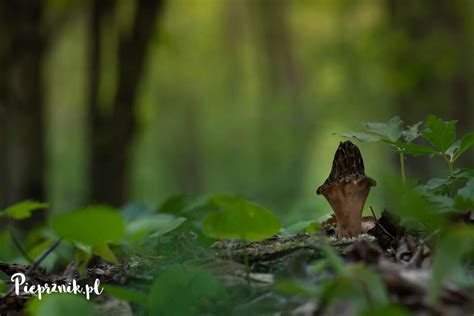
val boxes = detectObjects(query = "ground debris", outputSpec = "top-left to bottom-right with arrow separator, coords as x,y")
0,260 -> 129,314
211,228 -> 473,315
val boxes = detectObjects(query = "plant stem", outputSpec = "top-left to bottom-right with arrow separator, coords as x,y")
399,151 -> 406,187
442,155 -> 454,177
9,229 -> 34,264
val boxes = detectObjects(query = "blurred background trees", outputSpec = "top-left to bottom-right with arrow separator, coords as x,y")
0,0 -> 472,222
0,0 -> 46,206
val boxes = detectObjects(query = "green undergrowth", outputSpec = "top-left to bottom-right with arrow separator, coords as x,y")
1,115 -> 473,315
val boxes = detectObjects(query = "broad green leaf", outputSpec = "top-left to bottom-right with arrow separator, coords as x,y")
363,116 -> 404,142
202,196 -> 281,241
397,142 -> 437,156
402,121 -> 423,143
126,214 -> 186,241
50,205 -> 125,246
334,132 -> 381,142
454,178 -> 474,210
27,294 -> 94,316
148,265 -> 224,315
104,285 -> 147,306
454,131 -> 474,160
2,201 -> 48,219
92,243 -> 118,264
430,227 -> 474,303
421,115 -> 456,152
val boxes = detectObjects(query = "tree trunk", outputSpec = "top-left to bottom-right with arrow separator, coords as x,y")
0,0 -> 45,208
88,0 -> 164,206
253,0 -> 310,206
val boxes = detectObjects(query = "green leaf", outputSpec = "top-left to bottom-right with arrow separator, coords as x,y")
455,169 -> 474,179
360,304 -> 409,316
454,178 -> 474,210
321,243 -> 347,275
400,189 -> 444,230
430,227 -> 474,303
158,195 -> 209,216
50,205 -> 125,246
397,142 -> 437,156
402,121 -> 422,143
424,193 -> 454,212
92,243 -> 118,264
27,294 -> 94,316
126,214 -> 186,241
425,178 -> 453,190
275,280 -> 321,297
74,244 -> 92,275
280,220 -> 320,236
363,116 -> 404,142
104,285 -> 147,306
453,131 -> 474,160
334,132 -> 381,142
148,265 -> 224,315
350,266 -> 388,306
2,201 -> 48,219
421,115 -> 456,152
202,196 -> 281,241
0,279 -> 6,294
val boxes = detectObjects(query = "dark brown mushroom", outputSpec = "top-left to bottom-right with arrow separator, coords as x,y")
316,141 -> 376,238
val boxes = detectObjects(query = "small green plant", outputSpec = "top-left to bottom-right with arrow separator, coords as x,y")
338,114 -> 474,304
337,115 -> 474,183
337,114 -> 474,216
202,196 -> 281,242
1,116 -> 473,315
0,201 -> 49,220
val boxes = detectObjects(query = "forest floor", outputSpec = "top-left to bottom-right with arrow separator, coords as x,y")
0,211 -> 473,315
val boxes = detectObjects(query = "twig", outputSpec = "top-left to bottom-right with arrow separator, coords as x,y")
26,238 -> 63,275
3,238 -> 63,298
9,229 -> 34,264
370,207 -> 397,241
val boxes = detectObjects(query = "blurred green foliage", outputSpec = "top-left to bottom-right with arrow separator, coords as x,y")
2,0 -> 474,313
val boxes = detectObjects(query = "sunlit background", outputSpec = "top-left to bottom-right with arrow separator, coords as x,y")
1,0 -> 473,224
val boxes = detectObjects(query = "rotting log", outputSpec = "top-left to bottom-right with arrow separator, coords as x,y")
211,234 -> 378,273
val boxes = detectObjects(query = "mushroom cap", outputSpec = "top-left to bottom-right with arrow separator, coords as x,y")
316,141 -> 376,195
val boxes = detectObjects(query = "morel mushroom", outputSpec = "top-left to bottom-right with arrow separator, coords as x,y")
316,141 -> 376,238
